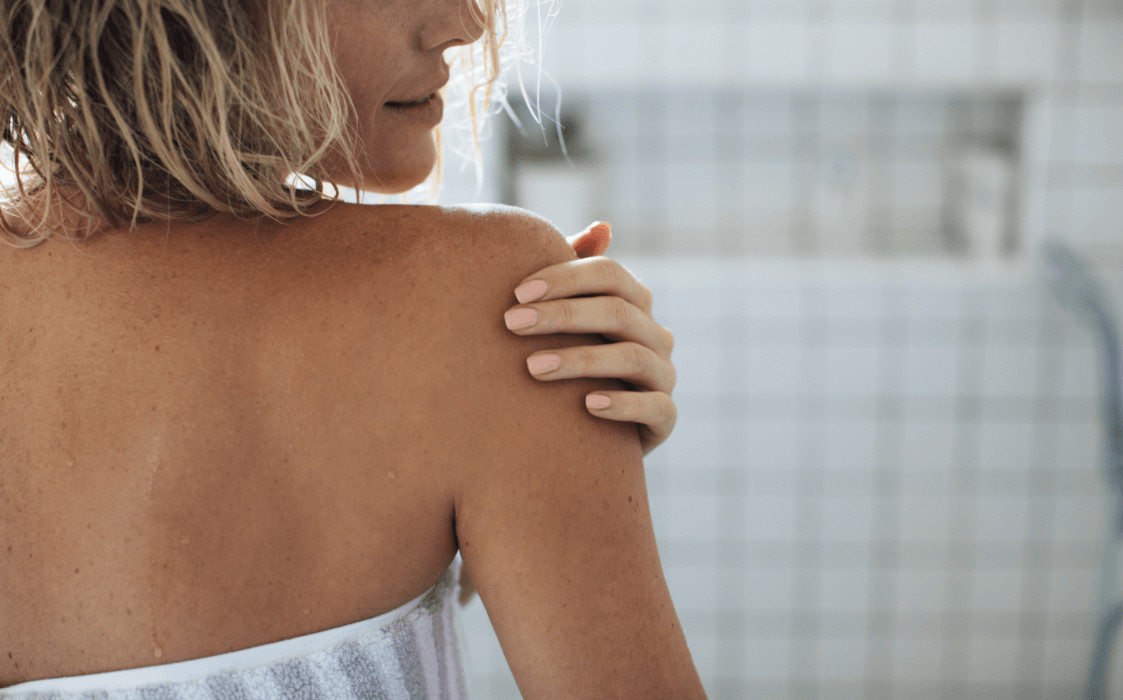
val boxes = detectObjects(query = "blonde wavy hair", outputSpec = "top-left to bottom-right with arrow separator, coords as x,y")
0,0 -> 519,248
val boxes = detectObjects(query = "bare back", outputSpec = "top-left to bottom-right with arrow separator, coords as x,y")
0,203 -> 496,683
1,202 -> 705,698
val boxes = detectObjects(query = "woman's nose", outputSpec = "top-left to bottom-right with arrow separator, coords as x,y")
420,0 -> 487,52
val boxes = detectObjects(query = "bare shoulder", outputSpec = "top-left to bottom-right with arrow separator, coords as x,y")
325,200 -> 585,345
350,201 -> 578,272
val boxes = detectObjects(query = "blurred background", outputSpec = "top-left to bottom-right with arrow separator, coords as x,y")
435,0 -> 1123,698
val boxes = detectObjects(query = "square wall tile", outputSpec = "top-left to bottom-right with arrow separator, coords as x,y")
743,495 -> 801,543
903,345 -> 961,396
996,21 -> 1060,83
967,637 -> 1022,683
913,22 -> 977,83
828,21 -> 894,83
1073,97 -> 1123,165
970,568 -> 1026,613
666,492 -> 724,542
822,420 -> 881,471
740,568 -> 798,613
1046,567 -> 1098,614
1041,637 -> 1091,687
819,568 -> 873,614
977,420 -> 1038,473
973,496 -> 1033,544
1051,495 -> 1107,544
1067,186 -> 1123,244
741,638 -> 794,681
744,346 -> 804,396
1077,18 -> 1123,85
666,22 -> 726,82
820,496 -> 877,543
901,421 -> 959,473
817,637 -> 869,681
742,420 -> 805,473
897,569 -> 949,614
893,638 -> 946,682
898,495 -> 955,544
748,21 -> 814,83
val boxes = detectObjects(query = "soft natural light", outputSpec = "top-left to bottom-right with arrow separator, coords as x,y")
0,142 -> 17,192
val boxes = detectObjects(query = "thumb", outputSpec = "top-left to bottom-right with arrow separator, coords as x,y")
567,221 -> 612,259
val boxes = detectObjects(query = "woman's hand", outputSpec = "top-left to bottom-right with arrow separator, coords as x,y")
505,221 -> 677,457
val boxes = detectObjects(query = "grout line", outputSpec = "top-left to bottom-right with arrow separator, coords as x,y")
1013,297 -> 1067,693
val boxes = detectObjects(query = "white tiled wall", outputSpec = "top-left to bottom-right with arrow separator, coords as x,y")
436,0 -> 1123,264
461,259 -> 1118,699
503,89 -> 1024,258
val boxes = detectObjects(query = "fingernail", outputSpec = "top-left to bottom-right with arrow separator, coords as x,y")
515,280 -> 548,304
586,394 -> 611,410
527,354 -> 561,375
504,308 -> 538,331
591,222 -> 612,237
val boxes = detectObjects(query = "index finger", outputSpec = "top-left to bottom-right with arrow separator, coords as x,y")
514,256 -> 655,316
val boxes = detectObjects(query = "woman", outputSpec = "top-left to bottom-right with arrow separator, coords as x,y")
0,0 -> 706,697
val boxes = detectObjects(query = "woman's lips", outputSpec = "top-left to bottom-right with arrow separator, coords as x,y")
386,94 -> 435,107
383,93 -> 444,126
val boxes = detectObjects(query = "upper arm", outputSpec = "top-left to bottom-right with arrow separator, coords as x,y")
446,205 -> 705,699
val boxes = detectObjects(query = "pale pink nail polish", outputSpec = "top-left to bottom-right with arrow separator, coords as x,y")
515,280 -> 548,304
527,354 -> 561,375
505,308 -> 538,331
586,394 -> 611,410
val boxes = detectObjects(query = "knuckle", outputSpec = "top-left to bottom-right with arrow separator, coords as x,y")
611,296 -> 633,330
558,263 -> 579,294
574,345 -> 597,370
596,256 -> 619,286
665,328 -> 675,354
637,281 -> 654,309
663,393 -> 678,424
625,342 -> 647,373
557,299 -> 576,328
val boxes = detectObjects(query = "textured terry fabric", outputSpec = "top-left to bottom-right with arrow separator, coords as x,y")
0,561 -> 467,700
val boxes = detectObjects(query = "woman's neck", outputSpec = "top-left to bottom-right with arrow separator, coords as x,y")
2,186 -> 108,242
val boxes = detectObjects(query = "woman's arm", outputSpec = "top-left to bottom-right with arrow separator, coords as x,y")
449,207 -> 705,699
460,221 -> 678,605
